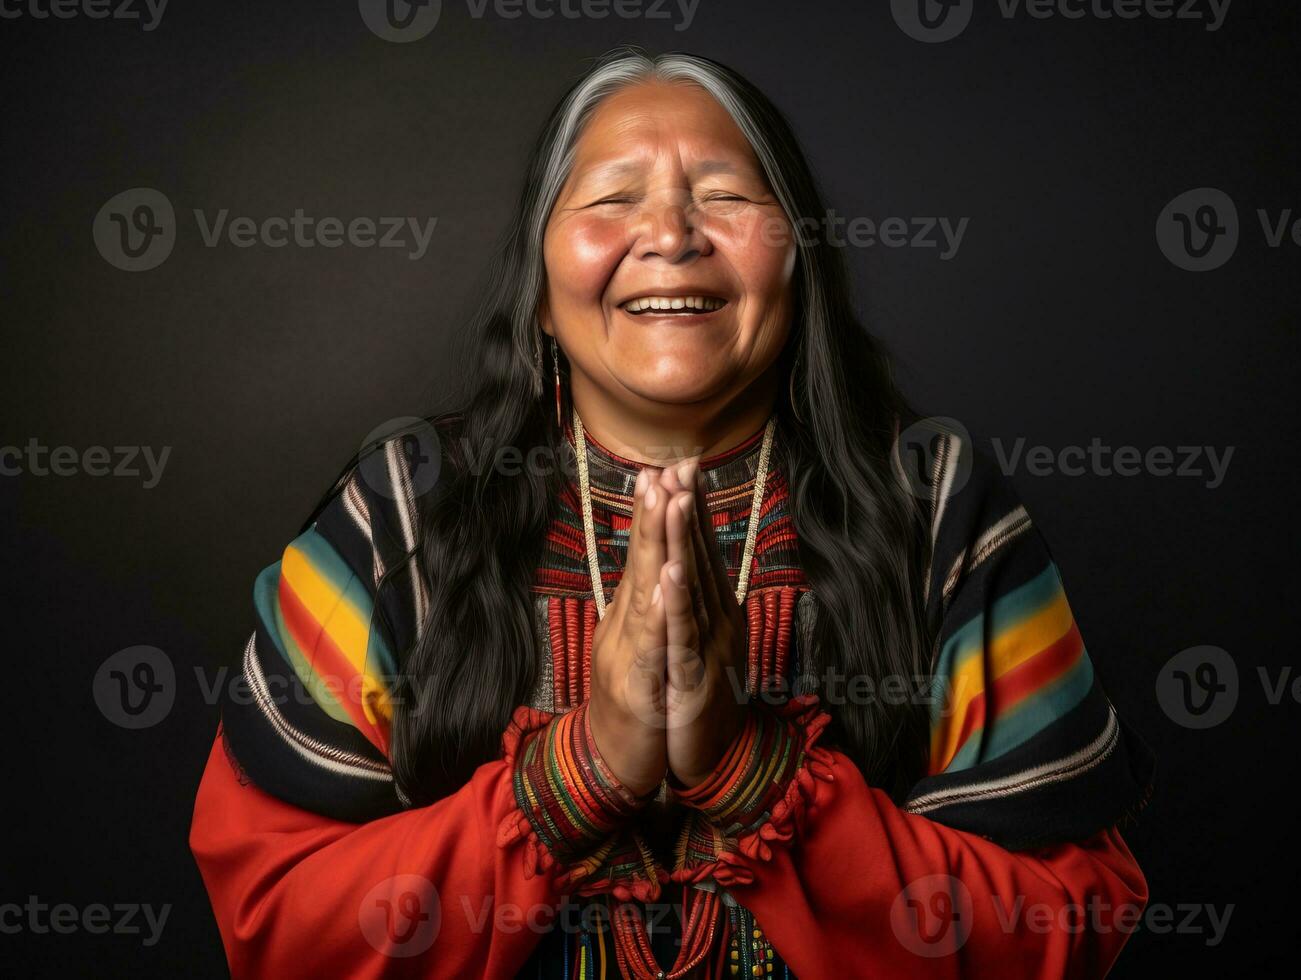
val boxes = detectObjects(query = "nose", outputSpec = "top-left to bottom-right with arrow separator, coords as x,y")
629,189 -> 713,264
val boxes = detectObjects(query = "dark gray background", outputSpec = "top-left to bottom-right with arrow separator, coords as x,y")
2,0 -> 1297,975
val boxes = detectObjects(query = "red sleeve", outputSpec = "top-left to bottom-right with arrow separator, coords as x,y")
189,730 -> 561,979
727,743 -> 1148,979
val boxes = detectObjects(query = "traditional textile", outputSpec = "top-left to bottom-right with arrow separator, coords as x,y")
901,427 -> 1154,850
502,702 -> 663,901
195,412 -> 1154,979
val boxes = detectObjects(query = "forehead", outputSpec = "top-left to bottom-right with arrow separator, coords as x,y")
570,80 -> 761,175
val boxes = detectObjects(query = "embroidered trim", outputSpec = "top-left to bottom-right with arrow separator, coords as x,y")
497,704 -> 665,902
939,504 -> 1034,607
667,695 -> 835,888
241,633 -> 393,782
904,706 -> 1121,813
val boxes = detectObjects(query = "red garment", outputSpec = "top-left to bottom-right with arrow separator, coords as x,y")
194,416 -> 1151,976
190,723 -> 1146,978
192,733 -> 556,978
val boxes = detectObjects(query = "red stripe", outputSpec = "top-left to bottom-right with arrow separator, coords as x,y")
278,576 -> 387,753
937,620 -> 1084,770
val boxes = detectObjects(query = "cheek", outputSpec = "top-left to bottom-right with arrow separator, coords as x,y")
545,218 -> 628,305
713,213 -> 796,318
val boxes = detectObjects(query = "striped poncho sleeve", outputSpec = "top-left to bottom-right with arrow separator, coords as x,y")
215,429 -> 432,822
900,427 -> 1155,849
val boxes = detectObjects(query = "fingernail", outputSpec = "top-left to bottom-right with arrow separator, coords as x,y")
651,583 -> 662,605
634,468 -> 647,496
668,561 -> 685,586
678,458 -> 697,485
646,483 -> 657,508
677,494 -> 692,518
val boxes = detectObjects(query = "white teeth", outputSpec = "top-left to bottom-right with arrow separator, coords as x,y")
624,295 -> 725,313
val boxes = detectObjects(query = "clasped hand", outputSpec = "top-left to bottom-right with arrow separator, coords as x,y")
586,458 -> 750,795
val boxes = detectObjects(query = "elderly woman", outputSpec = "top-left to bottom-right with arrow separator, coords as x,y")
190,48 -> 1153,979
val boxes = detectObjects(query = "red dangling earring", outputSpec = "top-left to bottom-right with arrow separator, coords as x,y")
551,335 -> 563,431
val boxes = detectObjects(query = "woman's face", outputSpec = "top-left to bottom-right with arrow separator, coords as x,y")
541,80 -> 796,413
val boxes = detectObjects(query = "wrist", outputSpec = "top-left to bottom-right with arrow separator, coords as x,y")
584,701 -> 663,800
510,702 -> 653,866
668,699 -> 749,790
672,705 -> 800,833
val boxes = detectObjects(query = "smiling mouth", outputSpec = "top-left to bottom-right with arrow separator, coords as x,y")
619,295 -> 728,316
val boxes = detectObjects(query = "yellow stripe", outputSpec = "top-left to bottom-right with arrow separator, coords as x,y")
282,544 -> 371,673
281,544 -> 392,732
932,590 -> 1077,768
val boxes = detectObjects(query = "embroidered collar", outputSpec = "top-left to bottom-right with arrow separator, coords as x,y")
561,415 -> 773,510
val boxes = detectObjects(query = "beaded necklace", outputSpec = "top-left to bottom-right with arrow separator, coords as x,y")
572,403 -> 777,620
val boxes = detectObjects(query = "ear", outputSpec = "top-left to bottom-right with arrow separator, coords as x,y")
537,295 -> 555,338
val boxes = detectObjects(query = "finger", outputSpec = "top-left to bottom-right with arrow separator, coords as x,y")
664,489 -> 706,628
662,560 -> 704,698
657,452 -> 697,493
621,467 -> 667,636
630,580 -> 668,722
667,460 -> 725,628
